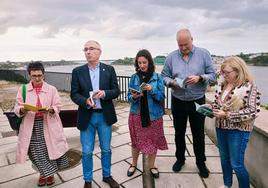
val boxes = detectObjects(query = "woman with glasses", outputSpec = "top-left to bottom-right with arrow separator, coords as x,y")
211,56 -> 261,188
14,62 -> 69,186
127,49 -> 168,179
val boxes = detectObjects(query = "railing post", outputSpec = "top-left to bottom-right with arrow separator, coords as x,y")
142,154 -> 155,188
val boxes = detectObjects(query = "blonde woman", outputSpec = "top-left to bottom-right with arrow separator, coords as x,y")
212,56 -> 261,188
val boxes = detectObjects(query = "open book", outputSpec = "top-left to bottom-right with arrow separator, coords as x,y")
139,82 -> 147,91
195,102 -> 214,118
24,104 -> 47,112
129,87 -> 142,94
129,82 -> 147,94
175,77 -> 189,88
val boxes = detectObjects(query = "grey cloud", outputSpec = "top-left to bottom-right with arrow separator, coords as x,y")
0,0 -> 267,40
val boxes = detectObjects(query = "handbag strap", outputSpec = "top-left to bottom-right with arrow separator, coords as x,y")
22,84 -> 26,102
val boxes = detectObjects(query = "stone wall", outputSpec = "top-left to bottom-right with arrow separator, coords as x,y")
204,109 -> 268,188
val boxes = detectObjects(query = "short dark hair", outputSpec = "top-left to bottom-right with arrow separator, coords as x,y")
27,61 -> 45,74
134,49 -> 155,74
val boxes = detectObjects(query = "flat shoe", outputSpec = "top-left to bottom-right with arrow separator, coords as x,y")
47,175 -> 55,186
127,165 -> 137,177
150,167 -> 159,178
37,176 -> 46,187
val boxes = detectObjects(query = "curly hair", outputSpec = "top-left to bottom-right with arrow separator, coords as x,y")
27,61 -> 45,74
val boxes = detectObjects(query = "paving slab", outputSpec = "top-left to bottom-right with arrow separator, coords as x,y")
0,161 -> 36,183
163,120 -> 173,127
116,117 -> 129,126
0,100 -> 257,188
7,151 -> 30,164
94,161 -> 142,187
115,125 -> 129,134
157,144 -> 177,156
111,133 -> 131,147
165,135 -> 191,144
156,156 -> 200,173
204,173 -> 242,188
155,173 -> 205,188
55,176 -> 99,188
117,112 -> 129,118
0,136 -> 17,145
0,121 -> 9,126
58,154 -> 100,182
0,142 -> 17,155
206,157 -> 222,173
96,144 -> 132,164
121,175 -> 143,188
163,127 -> 175,135
0,154 -> 8,167
187,143 -> 220,157
0,173 -> 61,188
188,134 -> 215,145
0,125 -> 13,133
58,163 -> 83,181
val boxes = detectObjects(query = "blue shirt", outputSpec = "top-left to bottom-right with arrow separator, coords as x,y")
161,45 -> 216,101
88,64 -> 102,109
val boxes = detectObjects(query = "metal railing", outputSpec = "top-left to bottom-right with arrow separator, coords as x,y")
116,75 -> 171,110
0,69 -> 171,109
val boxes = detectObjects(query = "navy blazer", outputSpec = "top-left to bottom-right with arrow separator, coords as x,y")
70,63 -> 120,130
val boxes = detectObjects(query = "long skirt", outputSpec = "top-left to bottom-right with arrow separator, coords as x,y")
28,119 -> 69,177
128,113 -> 168,155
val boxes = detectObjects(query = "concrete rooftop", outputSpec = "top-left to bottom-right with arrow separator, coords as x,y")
0,84 -> 255,188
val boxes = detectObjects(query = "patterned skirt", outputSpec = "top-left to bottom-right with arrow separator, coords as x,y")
128,113 -> 168,155
28,119 -> 69,177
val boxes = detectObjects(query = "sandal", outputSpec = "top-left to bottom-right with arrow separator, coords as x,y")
127,165 -> 137,177
150,167 -> 159,178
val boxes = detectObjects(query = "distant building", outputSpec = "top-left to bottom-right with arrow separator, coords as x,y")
154,56 -> 166,64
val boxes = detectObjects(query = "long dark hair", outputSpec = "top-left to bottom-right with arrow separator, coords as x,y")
134,49 -> 155,74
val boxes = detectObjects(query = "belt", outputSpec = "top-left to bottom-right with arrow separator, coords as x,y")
92,109 -> 103,113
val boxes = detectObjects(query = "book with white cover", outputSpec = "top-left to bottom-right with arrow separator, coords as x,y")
175,77 -> 189,88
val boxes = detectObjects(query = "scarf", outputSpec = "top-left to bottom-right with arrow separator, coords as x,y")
33,83 -> 44,118
138,71 -> 153,127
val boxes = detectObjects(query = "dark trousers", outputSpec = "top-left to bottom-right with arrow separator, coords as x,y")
171,96 -> 206,165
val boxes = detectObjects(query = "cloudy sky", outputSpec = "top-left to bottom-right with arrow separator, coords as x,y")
0,0 -> 268,61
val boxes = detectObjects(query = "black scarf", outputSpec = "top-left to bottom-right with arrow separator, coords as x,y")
138,71 -> 153,127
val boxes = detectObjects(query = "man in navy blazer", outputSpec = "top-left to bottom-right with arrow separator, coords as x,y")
71,40 -> 120,188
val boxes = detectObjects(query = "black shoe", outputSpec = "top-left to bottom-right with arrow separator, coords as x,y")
103,176 -> 119,188
197,163 -> 210,178
127,165 -> 137,177
84,181 -> 92,188
150,168 -> 159,178
172,161 -> 185,172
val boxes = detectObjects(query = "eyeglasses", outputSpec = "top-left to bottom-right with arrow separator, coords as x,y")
83,47 -> 100,52
31,74 -> 43,78
221,70 -> 235,76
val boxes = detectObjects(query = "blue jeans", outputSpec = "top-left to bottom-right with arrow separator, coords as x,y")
216,128 -> 250,188
80,112 -> 112,182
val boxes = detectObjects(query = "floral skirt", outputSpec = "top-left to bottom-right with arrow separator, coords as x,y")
128,113 -> 168,155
